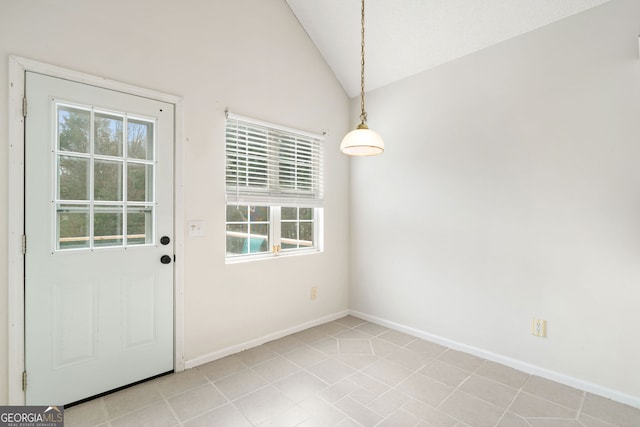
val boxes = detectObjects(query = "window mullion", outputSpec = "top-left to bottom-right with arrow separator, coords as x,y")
297,207 -> 301,249
122,115 -> 128,247
89,107 -> 95,250
271,206 -> 281,254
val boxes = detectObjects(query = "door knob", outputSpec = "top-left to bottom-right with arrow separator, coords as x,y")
160,255 -> 172,264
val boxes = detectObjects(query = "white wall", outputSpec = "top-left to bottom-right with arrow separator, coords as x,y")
0,0 -> 351,403
351,0 -> 640,402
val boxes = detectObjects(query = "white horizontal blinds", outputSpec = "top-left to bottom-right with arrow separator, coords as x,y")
226,113 -> 324,207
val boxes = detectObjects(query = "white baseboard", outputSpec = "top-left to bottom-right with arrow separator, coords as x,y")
184,310 -> 349,369
350,310 -> 640,410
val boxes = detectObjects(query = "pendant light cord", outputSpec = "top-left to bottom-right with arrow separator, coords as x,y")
360,0 -> 368,125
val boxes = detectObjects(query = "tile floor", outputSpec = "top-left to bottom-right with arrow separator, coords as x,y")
65,316 -> 640,427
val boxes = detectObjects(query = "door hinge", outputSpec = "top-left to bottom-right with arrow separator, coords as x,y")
22,235 -> 27,255
22,370 -> 27,391
22,97 -> 27,117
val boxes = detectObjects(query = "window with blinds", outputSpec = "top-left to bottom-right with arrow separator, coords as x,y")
225,113 -> 323,207
225,113 -> 324,260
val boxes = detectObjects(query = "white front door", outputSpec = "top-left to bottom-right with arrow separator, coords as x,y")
24,72 -> 175,405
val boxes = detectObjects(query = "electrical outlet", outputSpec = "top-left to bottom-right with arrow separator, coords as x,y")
532,318 -> 547,337
310,287 -> 317,300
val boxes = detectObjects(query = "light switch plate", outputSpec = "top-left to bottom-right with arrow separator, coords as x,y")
188,220 -> 205,237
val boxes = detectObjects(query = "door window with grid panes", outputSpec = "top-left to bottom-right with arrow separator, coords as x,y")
55,102 -> 155,251
225,113 -> 323,260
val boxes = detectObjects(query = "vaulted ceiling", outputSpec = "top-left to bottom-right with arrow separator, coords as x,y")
285,0 -> 612,98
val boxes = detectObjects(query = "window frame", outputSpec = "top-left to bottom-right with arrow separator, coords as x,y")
225,205 -> 323,263
224,112 -> 324,262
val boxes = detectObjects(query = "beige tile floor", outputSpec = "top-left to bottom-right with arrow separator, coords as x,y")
65,316 -> 640,427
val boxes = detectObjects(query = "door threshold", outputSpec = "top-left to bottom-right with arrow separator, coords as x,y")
65,370 -> 174,408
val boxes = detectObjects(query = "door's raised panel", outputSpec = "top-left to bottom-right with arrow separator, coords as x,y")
122,274 -> 159,350
53,280 -> 98,369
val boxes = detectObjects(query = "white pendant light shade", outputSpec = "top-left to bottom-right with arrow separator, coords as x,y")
340,124 -> 384,156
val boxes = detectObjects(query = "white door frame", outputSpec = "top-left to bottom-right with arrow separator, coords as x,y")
7,55 -> 186,405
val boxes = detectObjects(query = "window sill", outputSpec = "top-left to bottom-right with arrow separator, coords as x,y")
225,248 -> 323,264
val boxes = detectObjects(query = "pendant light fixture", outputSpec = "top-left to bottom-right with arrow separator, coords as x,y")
340,0 -> 385,156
